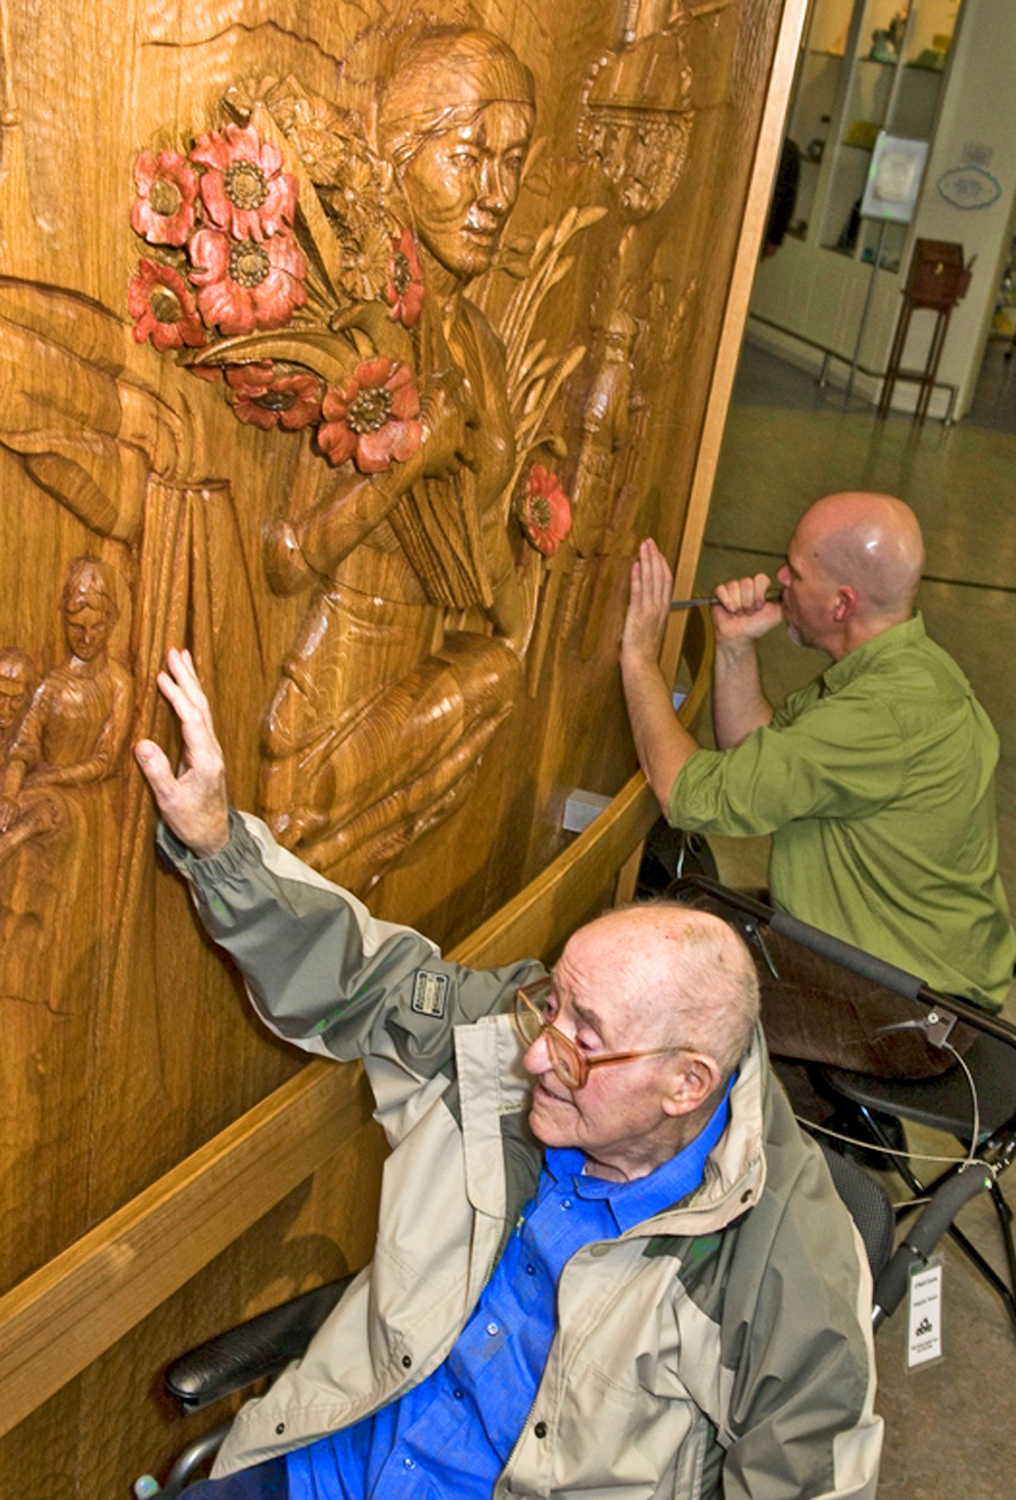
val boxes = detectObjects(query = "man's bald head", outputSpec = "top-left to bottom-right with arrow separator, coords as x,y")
578,903 -> 760,1080
795,492 -> 924,622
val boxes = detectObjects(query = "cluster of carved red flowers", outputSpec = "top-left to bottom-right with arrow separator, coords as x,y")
129,122 -> 305,347
318,357 -> 423,473
520,464 -> 572,555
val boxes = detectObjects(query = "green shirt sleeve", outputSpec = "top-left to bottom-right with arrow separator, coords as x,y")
669,690 -> 908,837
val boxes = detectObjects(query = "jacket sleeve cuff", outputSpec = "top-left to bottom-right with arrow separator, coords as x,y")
156,809 -> 258,885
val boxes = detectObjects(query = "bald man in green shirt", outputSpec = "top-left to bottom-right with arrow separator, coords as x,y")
621,491 -> 1014,1083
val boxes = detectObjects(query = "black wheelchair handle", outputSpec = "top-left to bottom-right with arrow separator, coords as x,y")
873,1164 -> 993,1322
769,910 -> 927,1000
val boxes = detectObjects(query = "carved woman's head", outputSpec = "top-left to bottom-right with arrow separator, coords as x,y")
61,558 -> 119,663
379,28 -> 535,282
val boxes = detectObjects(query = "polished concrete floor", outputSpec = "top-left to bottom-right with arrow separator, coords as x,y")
697,339 -> 1016,1498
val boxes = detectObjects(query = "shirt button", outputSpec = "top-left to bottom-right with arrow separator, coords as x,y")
275,1423 -> 285,1435
403,1457 -> 415,1469
526,1263 -> 536,1275
534,1420 -> 548,1438
486,1321 -> 499,1336
453,1388 -> 464,1400
402,1353 -> 413,1368
561,1199 -> 572,1210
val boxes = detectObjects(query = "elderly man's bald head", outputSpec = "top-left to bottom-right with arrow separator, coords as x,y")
796,492 -> 924,621
577,903 -> 760,1079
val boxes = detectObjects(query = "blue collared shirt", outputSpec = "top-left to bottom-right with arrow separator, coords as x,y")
287,1082 -> 732,1500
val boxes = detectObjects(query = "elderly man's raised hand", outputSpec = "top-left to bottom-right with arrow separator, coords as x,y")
711,574 -> 783,645
134,648 -> 231,858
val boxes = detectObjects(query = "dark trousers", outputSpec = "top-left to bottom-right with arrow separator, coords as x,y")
181,1455 -> 288,1498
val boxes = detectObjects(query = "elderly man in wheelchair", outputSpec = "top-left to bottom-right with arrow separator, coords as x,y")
133,648 -> 885,1499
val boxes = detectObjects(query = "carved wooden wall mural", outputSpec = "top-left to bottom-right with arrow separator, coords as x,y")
0,0 -> 799,1491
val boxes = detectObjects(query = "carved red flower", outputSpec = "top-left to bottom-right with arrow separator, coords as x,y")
520,464 -> 572,556
317,357 -> 422,473
128,259 -> 206,352
386,227 -> 425,329
188,227 -> 308,337
191,123 -> 298,243
130,150 -> 200,247
224,361 -> 323,431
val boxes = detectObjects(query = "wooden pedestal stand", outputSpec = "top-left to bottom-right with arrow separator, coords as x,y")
878,239 -> 971,423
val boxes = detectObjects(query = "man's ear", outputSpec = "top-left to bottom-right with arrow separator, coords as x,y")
660,1052 -> 722,1117
833,585 -> 859,623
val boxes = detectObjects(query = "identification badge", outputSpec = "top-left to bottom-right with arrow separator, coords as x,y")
906,1258 -> 943,1369
411,970 -> 449,1019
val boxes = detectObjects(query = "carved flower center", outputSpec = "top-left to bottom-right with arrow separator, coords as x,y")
149,178 -> 182,217
150,285 -> 183,324
256,387 -> 299,412
346,386 -> 393,434
392,249 -> 413,296
529,495 -> 553,530
229,240 -> 271,288
225,161 -> 269,210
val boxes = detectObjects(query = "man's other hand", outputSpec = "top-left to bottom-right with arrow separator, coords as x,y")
712,574 -> 783,646
134,648 -> 231,858
621,538 -> 672,669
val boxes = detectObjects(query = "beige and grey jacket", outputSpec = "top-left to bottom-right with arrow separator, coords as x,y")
160,812 -> 882,1499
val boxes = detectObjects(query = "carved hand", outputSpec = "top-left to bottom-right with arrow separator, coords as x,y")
405,367 -> 480,484
135,649 -> 231,858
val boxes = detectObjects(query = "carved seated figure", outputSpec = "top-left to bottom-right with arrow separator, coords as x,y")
0,647 -> 36,756
0,559 -> 133,994
259,27 -> 537,894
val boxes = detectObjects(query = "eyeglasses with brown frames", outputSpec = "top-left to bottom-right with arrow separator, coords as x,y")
513,977 -> 685,1092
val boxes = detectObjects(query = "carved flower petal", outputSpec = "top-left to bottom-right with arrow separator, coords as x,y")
389,379 -> 421,422
318,420 -> 359,466
260,175 -> 299,233
266,231 -> 308,279
258,139 -> 284,176
355,427 -> 398,473
322,385 -> 352,423
187,227 -> 231,284
252,267 -> 306,328
195,279 -> 256,337
354,355 -> 394,390
199,172 -> 235,232
386,419 -> 424,463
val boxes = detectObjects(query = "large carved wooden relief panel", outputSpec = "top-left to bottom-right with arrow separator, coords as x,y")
0,0 -> 792,1492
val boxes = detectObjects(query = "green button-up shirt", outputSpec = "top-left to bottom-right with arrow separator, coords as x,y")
670,614 -> 1015,1008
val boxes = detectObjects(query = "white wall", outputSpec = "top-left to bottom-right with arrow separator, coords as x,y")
903,0 -> 1016,416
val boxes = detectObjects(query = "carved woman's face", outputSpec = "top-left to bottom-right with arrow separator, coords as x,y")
401,102 -> 532,281
64,600 -> 111,662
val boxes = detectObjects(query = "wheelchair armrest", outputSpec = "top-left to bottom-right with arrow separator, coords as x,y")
165,1274 -> 355,1411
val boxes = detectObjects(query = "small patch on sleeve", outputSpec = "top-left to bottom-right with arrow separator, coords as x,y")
411,969 -> 449,1019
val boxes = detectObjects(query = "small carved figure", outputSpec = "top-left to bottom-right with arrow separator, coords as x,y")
259,27 -> 539,891
570,306 -> 639,559
0,646 -> 36,753
0,559 -> 133,849
0,559 -> 133,1001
